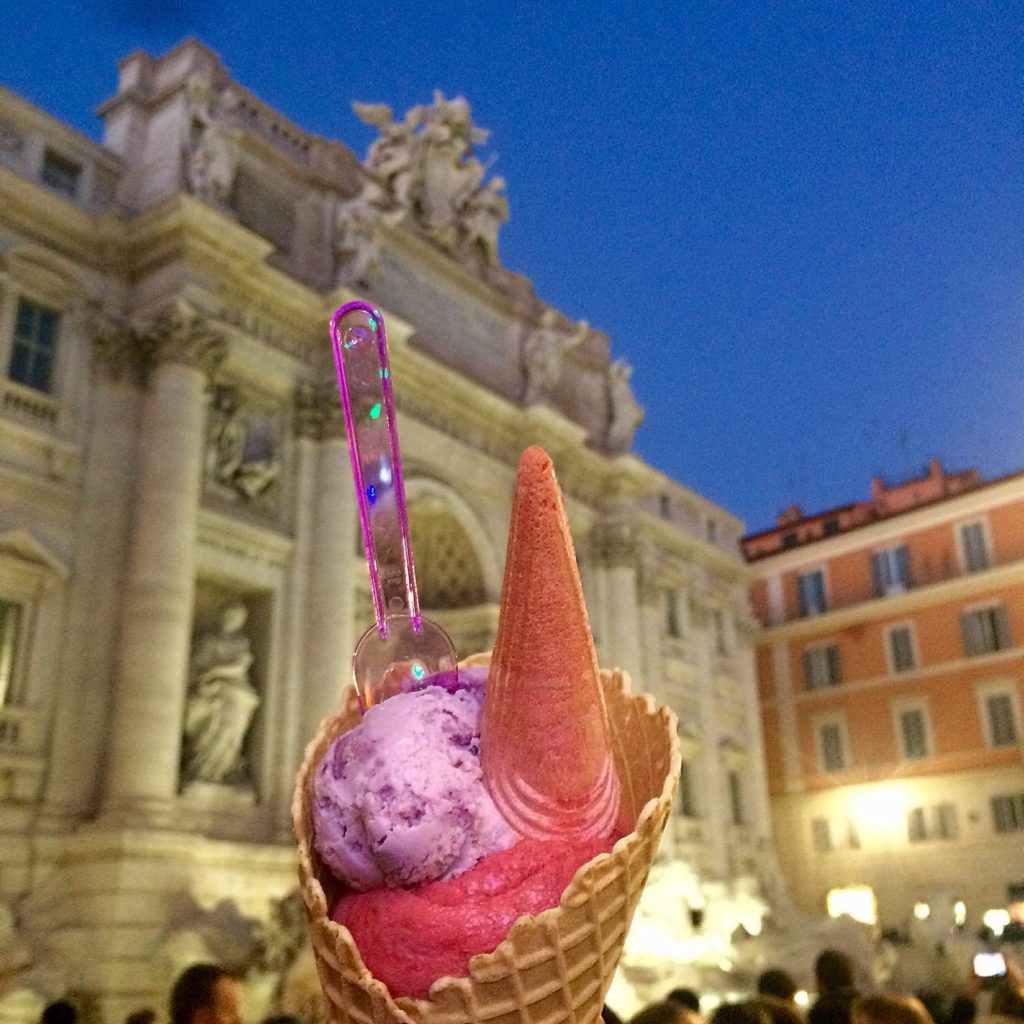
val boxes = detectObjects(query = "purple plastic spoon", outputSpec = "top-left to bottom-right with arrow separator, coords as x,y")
329,301 -> 458,712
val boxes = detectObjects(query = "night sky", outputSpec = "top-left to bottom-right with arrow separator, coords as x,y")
3,1 -> 1020,531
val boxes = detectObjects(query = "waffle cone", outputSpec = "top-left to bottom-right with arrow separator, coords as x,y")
292,653 -> 679,1024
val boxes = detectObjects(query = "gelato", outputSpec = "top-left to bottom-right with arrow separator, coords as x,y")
313,666 -> 518,891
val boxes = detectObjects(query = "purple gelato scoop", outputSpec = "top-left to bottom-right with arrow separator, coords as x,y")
312,666 -> 519,890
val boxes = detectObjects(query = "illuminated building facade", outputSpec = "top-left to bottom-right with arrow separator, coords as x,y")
0,42 -> 770,1021
745,459 -> 1024,928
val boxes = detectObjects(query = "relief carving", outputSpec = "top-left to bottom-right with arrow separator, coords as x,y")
206,384 -> 281,507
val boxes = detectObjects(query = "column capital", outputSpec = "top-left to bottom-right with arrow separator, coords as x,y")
89,312 -> 149,386
135,301 -> 227,380
592,516 -> 639,569
293,383 -> 345,440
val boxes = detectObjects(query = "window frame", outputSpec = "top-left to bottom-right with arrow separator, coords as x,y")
957,519 -> 992,574
815,715 -> 850,773
891,697 -> 933,760
871,542 -> 912,597
796,566 -> 829,617
975,683 -> 1021,748
884,621 -> 919,674
991,792 -> 1024,834
961,602 -> 1013,658
803,640 -> 843,690
39,147 -> 83,200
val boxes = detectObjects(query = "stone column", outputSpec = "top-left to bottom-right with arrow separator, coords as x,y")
298,389 -> 357,746
101,303 -> 225,820
41,317 -> 145,822
636,559 -> 665,698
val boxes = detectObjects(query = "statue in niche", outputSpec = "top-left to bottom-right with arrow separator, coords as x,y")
606,358 -> 644,454
206,386 -> 280,503
181,602 -> 260,786
522,311 -> 590,406
185,74 -> 241,205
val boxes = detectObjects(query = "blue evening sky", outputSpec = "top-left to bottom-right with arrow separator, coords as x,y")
3,1 -> 1020,531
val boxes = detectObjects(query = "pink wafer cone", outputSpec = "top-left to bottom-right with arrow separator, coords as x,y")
482,446 -> 620,839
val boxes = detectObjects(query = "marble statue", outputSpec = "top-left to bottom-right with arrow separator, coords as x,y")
185,74 -> 241,204
206,386 -> 280,502
462,174 -> 508,266
606,359 -> 644,454
181,602 -> 260,786
522,312 -> 590,405
332,180 -> 403,286
353,91 -> 506,264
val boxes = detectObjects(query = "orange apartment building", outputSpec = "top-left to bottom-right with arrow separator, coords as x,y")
743,460 -> 1024,929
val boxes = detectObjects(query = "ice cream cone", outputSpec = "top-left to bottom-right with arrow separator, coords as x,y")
293,653 -> 679,1024
482,447 -> 619,839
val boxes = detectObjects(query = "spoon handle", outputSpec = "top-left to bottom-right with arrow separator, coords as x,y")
330,302 -> 419,639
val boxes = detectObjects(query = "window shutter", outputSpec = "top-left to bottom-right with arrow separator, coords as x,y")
871,552 -> 884,597
897,545 -> 911,588
995,605 -> 1012,650
827,644 -> 842,684
803,649 -> 815,688
962,611 -> 982,656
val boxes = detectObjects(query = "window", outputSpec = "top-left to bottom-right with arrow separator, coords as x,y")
706,518 -> 718,543
959,522 -> 990,573
872,544 -> 911,596
818,722 -> 847,772
9,299 -> 59,393
727,770 -> 744,825
804,643 -> 842,690
782,532 -> 798,549
797,569 -> 827,616
908,803 -> 958,842
679,760 -> 696,817
823,518 -> 841,536
897,706 -> 930,759
887,625 -> 916,672
984,693 -> 1019,747
992,793 -> 1024,834
40,148 -> 81,198
811,816 -> 859,853
664,589 -> 682,639
961,604 -> 1012,657
0,598 -> 23,706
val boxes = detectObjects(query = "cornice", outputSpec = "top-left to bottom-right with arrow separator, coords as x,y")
757,555 -> 1024,642
0,169 -> 128,273
0,87 -> 124,173
197,505 -> 294,569
749,474 -> 1024,574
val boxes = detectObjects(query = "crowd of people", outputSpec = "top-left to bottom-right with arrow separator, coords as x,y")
608,949 -> 1024,1024
35,950 -> 1024,1024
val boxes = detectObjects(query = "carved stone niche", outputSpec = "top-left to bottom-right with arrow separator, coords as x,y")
204,383 -> 284,514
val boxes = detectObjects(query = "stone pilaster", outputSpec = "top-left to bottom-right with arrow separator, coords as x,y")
101,303 -> 226,820
593,515 -> 643,677
295,385 -> 357,747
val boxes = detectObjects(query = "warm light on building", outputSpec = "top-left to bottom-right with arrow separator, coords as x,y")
795,991 -> 810,1008
913,902 -> 931,921
983,908 -> 1010,937
827,885 -> 878,925
851,785 -> 909,836
954,901 -> 967,927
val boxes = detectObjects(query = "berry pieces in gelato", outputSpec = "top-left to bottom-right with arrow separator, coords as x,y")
312,666 -> 519,891
332,833 -> 616,999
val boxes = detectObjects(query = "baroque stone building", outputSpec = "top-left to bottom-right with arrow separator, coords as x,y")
0,40 -> 769,1022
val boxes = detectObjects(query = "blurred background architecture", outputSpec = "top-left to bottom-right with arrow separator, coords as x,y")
0,40 -> 771,1022
744,460 -> 1024,928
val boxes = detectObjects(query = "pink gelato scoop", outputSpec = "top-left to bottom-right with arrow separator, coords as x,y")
313,667 -> 519,890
